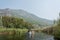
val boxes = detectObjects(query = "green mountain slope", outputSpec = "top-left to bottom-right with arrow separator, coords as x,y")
0,9 -> 53,27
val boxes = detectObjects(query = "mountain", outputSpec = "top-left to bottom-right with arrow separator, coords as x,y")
0,8 -> 53,27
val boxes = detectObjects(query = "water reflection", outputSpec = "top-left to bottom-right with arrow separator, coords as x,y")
0,32 -> 54,40
34,32 -> 54,40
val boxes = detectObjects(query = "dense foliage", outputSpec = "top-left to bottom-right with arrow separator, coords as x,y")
53,14 -> 60,38
2,16 -> 33,29
53,20 -> 60,38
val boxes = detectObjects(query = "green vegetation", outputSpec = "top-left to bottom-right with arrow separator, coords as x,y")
41,13 -> 60,39
53,26 -> 60,38
0,28 -> 27,40
53,21 -> 60,38
0,16 -> 37,40
12,10 -> 53,26
0,16 -> 2,26
53,13 -> 60,39
0,9 -> 54,40
2,16 -> 33,29
0,9 -> 53,27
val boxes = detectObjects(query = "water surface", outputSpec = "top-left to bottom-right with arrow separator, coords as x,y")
34,32 -> 54,40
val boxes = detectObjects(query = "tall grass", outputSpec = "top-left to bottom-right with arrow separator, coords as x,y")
0,28 -> 28,40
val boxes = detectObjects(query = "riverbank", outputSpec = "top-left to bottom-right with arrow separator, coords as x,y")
0,28 -> 28,40
0,28 -> 59,40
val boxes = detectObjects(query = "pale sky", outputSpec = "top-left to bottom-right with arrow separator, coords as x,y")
0,0 -> 60,20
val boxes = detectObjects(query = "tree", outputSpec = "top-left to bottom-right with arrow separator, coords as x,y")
2,16 -> 34,29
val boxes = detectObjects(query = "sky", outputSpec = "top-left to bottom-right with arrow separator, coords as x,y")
0,0 -> 60,20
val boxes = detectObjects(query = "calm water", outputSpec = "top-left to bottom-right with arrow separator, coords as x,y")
0,32 -> 54,40
34,32 -> 54,40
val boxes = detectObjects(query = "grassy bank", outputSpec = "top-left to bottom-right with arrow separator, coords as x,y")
0,28 -> 28,40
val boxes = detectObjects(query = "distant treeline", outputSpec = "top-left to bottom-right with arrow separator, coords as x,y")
2,16 -> 33,29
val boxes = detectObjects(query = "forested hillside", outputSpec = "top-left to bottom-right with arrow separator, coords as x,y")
0,9 -> 53,27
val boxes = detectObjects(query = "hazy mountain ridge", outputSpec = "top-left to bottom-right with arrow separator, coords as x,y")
0,9 -> 53,26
